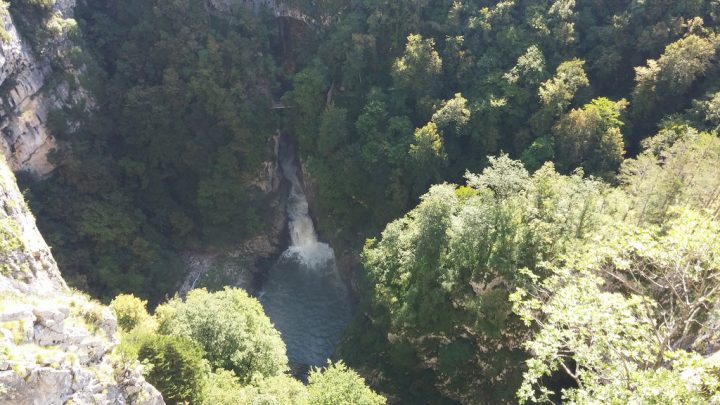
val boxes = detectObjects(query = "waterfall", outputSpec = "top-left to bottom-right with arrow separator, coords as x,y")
278,137 -> 334,268
259,135 -> 352,367
280,147 -> 316,247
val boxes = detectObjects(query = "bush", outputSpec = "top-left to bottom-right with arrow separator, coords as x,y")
157,288 -> 288,384
308,362 -> 386,405
202,371 -> 309,405
110,294 -> 151,332
137,335 -> 208,405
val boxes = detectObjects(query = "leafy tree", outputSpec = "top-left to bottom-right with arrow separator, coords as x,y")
512,206 -> 720,403
621,125 -> 720,224
513,267 -> 720,403
532,59 -> 589,132
364,156 -> 613,402
431,93 -> 471,138
504,45 -> 547,85
240,375 -> 309,405
365,0 -> 428,54
200,369 -> 245,405
409,122 -> 446,166
137,335 -> 209,405
408,122 -> 446,194
633,34 -> 718,126
552,97 -> 628,178
308,361 -> 386,405
110,294 -> 151,332
392,34 -> 442,97
317,105 -> 349,157
157,288 -> 288,384
23,0 -> 278,302
286,67 -> 329,154
538,59 -> 589,115
521,136 -> 555,172
547,0 -> 577,46
20,1 -> 720,402
202,370 -> 309,405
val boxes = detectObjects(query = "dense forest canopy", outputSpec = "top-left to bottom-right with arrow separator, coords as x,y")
20,0 -> 720,302
282,0 -> 720,243
20,0 -> 282,300
361,126 -> 720,402
9,0 -> 720,403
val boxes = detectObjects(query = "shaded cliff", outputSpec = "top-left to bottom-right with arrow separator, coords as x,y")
0,0 -> 90,176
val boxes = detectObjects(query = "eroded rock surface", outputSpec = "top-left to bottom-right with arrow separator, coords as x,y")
0,158 -> 163,405
0,0 -> 90,176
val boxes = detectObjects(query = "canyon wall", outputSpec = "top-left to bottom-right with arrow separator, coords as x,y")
0,155 -> 163,404
0,0 -> 89,176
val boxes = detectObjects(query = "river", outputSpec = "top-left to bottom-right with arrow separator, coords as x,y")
258,136 -> 352,367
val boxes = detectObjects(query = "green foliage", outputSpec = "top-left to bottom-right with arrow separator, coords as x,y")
283,0 -> 720,254
15,0 -> 54,10
137,335 -> 208,405
632,34 -> 719,134
238,374 -> 309,405
409,122 -> 446,169
16,1 -> 720,402
200,369 -> 245,405
109,290 -> 380,405
157,288 -> 287,384
392,34 -> 442,97
363,156 -> 613,402
24,0 -> 279,302
431,93 -> 471,138
512,205 -> 720,403
8,0 -> 78,55
532,59 -> 589,132
317,105 -> 349,157
286,67 -> 329,154
0,218 -> 23,255
538,59 -> 589,115
621,125 -> 720,224
552,97 -> 628,178
635,34 -> 718,101
308,361 -> 386,405
521,136 -> 555,172
365,131 -> 720,401
110,294 -> 150,333
504,45 -> 546,85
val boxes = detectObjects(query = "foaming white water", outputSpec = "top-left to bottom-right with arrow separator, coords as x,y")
281,141 -> 318,247
281,243 -> 335,269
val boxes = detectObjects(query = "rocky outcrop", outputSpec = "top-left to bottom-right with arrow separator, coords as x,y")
0,0 -> 90,176
0,158 -> 164,404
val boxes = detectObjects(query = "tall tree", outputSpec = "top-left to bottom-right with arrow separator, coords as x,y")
552,97 -> 628,178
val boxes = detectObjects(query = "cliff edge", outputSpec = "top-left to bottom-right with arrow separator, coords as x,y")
0,157 -> 163,404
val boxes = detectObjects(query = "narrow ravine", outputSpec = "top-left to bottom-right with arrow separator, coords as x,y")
258,135 -> 352,367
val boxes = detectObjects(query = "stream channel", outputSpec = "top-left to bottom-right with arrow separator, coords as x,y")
258,135 -> 353,368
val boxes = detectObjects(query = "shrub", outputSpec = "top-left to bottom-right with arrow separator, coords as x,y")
110,294 -> 151,332
308,361 -> 386,405
137,335 -> 208,405
157,288 -> 288,384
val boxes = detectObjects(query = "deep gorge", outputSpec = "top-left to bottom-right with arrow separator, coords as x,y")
3,0 -> 720,404
259,133 -> 352,369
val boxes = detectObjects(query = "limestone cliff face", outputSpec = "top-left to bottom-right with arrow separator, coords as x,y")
0,0 -> 90,176
0,159 -> 163,404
